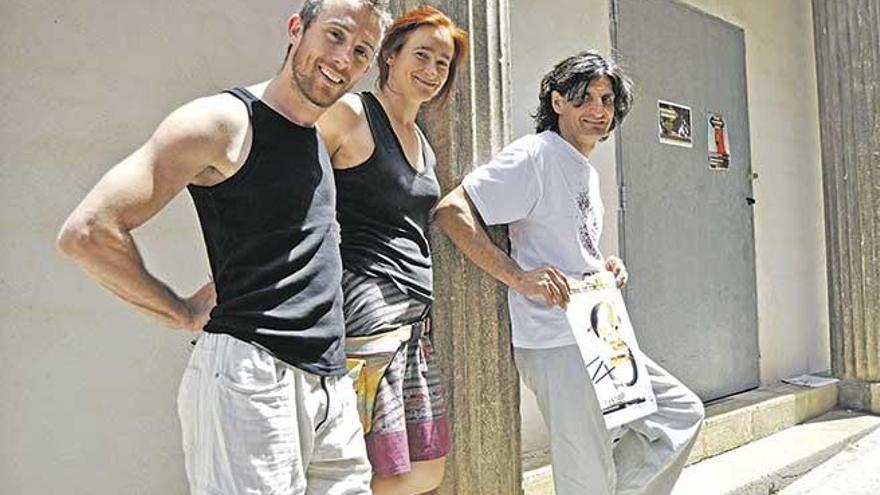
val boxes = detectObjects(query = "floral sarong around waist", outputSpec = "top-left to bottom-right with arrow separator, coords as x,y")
345,324 -> 413,434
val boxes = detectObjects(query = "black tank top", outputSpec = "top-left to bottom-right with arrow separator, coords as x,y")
334,92 -> 441,303
187,86 -> 345,376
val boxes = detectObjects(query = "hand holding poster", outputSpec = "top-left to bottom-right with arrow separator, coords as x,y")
566,272 -> 657,429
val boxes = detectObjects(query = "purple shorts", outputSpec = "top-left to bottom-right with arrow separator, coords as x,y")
349,319 -> 451,476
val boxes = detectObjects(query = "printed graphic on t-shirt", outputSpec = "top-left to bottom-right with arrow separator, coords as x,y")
576,190 -> 601,259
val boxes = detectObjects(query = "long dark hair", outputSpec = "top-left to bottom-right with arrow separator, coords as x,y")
533,50 -> 634,135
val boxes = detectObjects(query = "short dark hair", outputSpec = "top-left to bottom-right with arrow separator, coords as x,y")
300,0 -> 392,31
299,0 -> 326,32
284,0 -> 392,60
533,50 -> 634,135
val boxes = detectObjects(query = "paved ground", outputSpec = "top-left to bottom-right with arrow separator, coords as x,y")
670,410 -> 880,495
525,409 -> 880,495
779,426 -> 880,495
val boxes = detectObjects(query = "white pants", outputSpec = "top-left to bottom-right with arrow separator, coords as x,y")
515,345 -> 704,495
178,333 -> 372,495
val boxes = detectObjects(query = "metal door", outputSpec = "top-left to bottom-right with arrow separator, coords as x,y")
613,0 -> 759,400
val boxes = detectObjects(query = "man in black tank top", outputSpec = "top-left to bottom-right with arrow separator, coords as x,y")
57,1 -> 390,492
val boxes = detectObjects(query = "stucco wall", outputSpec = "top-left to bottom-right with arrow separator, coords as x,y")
1,1 -> 301,493
1,0 -> 831,488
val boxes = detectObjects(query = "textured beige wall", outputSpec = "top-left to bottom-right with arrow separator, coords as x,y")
680,0 -> 830,384
1,1 -> 302,493
1,0 -> 830,487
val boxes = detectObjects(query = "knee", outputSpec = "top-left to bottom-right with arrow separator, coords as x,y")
419,465 -> 445,492
413,458 -> 446,492
372,475 -> 442,495
372,458 -> 446,495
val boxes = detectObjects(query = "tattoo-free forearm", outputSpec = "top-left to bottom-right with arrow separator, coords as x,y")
57,216 -> 194,328
435,187 -> 524,291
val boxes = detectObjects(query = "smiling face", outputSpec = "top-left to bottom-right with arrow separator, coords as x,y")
552,76 -> 616,154
288,0 -> 383,108
384,25 -> 455,103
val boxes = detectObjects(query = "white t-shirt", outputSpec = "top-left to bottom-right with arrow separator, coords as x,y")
462,130 -> 606,349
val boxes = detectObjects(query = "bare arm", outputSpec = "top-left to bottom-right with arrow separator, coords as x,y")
435,185 -> 570,308
56,96 -> 244,330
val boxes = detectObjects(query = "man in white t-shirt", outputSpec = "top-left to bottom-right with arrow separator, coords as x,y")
436,51 -> 704,495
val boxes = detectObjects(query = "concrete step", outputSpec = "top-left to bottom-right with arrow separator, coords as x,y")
686,382 -> 839,464
671,410 -> 880,495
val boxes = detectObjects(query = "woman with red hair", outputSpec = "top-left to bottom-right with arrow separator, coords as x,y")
318,6 -> 468,494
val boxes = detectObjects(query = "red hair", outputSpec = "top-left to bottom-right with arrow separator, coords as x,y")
377,6 -> 469,102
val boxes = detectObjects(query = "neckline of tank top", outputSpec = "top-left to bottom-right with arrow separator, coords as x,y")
233,86 -> 319,133
363,91 -> 430,177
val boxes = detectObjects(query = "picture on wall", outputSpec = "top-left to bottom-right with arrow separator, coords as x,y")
708,111 -> 731,170
658,100 -> 693,148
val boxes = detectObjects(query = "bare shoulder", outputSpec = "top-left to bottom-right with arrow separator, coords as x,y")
334,93 -> 366,121
318,94 -> 373,169
148,92 -> 251,185
318,94 -> 365,137
155,93 -> 249,146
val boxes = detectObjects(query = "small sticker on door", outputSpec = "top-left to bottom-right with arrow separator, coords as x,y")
658,100 -> 692,148
707,112 -> 730,170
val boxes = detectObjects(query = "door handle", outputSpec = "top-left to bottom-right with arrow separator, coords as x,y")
746,197 -> 756,206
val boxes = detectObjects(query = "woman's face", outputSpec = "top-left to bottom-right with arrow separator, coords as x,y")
385,25 -> 455,103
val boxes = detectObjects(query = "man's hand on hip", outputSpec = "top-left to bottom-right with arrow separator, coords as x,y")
181,281 -> 217,331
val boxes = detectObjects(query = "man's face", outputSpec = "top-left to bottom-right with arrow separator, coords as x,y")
289,0 -> 383,108
552,76 -> 616,147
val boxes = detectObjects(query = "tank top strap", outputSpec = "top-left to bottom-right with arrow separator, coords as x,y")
359,91 -> 398,151
222,86 -> 257,118
416,126 -> 436,171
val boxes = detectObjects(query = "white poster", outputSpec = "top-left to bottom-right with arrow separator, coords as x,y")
566,272 -> 657,429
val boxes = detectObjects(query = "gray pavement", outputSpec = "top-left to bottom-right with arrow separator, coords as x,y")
671,410 -> 880,495
525,408 -> 880,495
779,425 -> 880,495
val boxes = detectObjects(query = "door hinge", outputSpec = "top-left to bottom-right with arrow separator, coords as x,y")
619,184 -> 628,211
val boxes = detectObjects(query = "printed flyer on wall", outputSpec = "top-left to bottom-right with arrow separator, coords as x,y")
658,100 -> 693,148
708,111 -> 731,170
